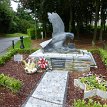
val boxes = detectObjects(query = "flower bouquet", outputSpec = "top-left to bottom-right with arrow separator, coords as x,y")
22,58 -> 37,74
37,57 -> 49,72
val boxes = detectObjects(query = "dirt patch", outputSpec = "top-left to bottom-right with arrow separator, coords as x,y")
31,38 -> 103,50
31,38 -> 48,49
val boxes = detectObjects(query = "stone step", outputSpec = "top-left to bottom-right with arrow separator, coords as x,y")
23,70 -> 68,107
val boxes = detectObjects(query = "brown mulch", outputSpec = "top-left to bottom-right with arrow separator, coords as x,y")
0,54 -> 44,107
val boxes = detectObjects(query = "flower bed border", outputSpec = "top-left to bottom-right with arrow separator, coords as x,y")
74,79 -> 107,99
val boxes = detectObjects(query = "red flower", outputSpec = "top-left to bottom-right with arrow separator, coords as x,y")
37,57 -> 48,69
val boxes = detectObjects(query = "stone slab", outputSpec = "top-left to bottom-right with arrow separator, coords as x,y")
29,49 -> 83,59
31,71 -> 68,105
24,96 -> 62,107
23,70 -> 68,107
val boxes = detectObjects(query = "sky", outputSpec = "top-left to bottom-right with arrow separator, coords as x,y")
11,1 -> 18,12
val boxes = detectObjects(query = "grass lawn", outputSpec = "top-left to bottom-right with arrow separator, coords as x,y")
2,33 -> 28,38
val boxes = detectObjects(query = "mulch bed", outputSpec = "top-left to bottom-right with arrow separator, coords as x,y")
0,53 -> 107,107
0,54 -> 44,107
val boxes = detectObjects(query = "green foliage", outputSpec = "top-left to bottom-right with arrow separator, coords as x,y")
0,50 -> 16,65
73,99 -> 107,107
0,0 -> 14,33
0,2 -> 35,34
27,28 -> 36,39
9,15 -> 35,34
17,19 -> 35,33
17,4 -> 34,22
11,4 -> 35,34
0,73 -> 22,93
80,75 -> 107,91
8,15 -> 20,33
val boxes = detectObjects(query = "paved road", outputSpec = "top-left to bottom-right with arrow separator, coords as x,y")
0,37 -> 20,55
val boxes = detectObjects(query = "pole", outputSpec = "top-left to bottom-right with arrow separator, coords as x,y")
12,40 -> 14,49
20,36 -> 25,49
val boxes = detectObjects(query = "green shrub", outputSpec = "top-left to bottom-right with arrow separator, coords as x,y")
15,49 -> 36,54
89,49 -> 100,54
0,73 -> 22,93
73,99 -> 107,107
0,57 -> 5,65
0,50 -> 16,65
27,28 -> 36,39
99,49 -> 107,66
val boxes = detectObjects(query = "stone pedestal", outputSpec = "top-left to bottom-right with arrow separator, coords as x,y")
29,49 -> 97,71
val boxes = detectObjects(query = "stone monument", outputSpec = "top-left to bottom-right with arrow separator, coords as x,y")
29,12 -> 97,71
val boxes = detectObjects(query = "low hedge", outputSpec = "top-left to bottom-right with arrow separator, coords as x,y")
90,48 -> 107,66
27,28 -> 36,39
0,73 -> 22,93
99,49 -> 107,66
0,49 -> 36,65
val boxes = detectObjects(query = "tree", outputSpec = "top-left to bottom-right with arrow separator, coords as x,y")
99,0 -> 107,42
16,0 -> 107,41
0,0 -> 14,33
17,4 -> 34,22
92,0 -> 100,46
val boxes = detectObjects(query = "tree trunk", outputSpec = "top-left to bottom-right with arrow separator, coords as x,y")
92,0 -> 100,46
99,2 -> 104,42
85,18 -> 88,28
69,6 -> 72,32
39,0 -> 45,40
43,21 -> 47,39
99,26 -> 103,42
34,0 -> 37,39
77,21 -> 80,39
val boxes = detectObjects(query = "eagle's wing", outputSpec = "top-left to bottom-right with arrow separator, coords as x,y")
48,12 -> 65,37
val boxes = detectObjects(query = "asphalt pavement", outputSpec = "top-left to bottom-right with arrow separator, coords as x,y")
0,37 -> 20,56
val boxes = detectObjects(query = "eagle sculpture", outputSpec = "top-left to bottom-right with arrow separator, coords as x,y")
40,12 -> 75,53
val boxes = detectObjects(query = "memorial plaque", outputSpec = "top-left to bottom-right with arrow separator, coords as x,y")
51,58 -> 66,68
14,54 -> 23,62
